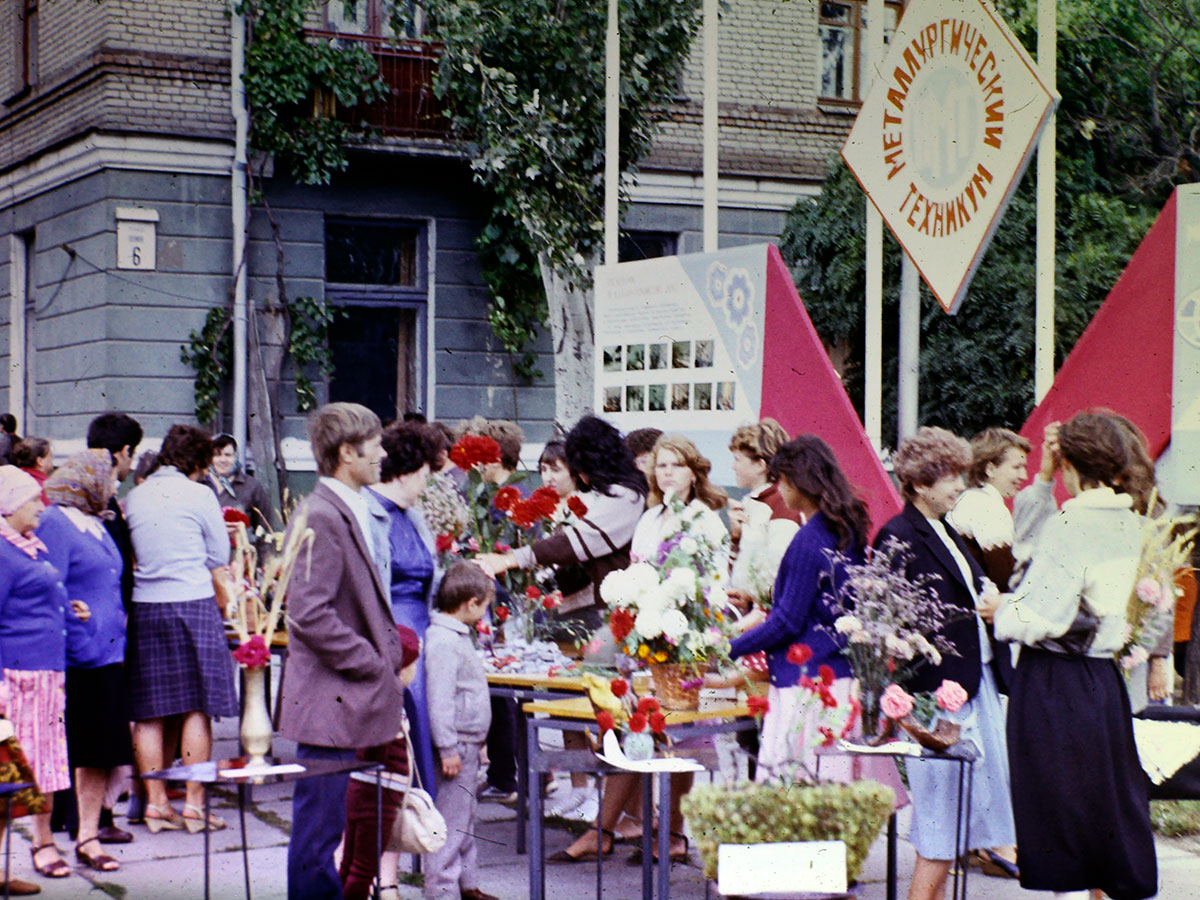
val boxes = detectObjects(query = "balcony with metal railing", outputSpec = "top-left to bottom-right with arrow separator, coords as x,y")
307,31 -> 451,139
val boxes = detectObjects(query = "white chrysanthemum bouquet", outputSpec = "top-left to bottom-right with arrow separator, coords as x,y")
600,497 -> 732,666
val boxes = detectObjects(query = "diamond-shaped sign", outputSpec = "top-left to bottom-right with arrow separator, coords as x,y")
842,0 -> 1059,313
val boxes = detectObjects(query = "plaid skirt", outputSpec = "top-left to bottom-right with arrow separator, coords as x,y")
127,598 -> 238,721
3,669 -> 70,794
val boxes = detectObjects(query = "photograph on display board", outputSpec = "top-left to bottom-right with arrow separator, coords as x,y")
648,384 -> 666,411
603,345 -> 623,372
716,381 -> 736,410
694,340 -> 714,368
650,343 -> 669,369
671,383 -> 690,410
603,386 -> 622,413
672,341 -> 692,368
694,382 -> 712,410
626,344 -> 645,371
626,385 -> 645,412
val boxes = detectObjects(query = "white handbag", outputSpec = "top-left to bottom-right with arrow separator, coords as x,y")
350,729 -> 447,854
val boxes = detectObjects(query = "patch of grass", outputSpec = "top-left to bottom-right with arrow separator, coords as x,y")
1151,800 -> 1200,837
92,882 -> 128,900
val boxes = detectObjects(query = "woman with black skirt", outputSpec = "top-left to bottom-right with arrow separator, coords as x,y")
984,412 -> 1157,900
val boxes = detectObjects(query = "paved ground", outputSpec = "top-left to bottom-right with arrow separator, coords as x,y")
8,716 -> 1200,899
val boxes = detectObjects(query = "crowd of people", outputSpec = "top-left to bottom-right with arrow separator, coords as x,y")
0,400 -> 1186,900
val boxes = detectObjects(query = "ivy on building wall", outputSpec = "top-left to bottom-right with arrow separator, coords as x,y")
182,0 -> 383,426
181,307 -> 233,428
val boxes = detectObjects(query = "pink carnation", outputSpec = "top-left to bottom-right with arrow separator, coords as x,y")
1135,577 -> 1163,608
935,680 -> 968,713
880,683 -> 914,720
233,634 -> 271,669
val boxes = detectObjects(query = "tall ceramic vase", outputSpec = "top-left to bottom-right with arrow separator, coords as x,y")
240,666 -> 273,766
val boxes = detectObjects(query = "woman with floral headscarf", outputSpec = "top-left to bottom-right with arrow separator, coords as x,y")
36,451 -> 133,871
0,465 -> 86,880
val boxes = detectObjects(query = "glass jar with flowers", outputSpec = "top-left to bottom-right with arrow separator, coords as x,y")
581,673 -> 669,760
824,537 -> 965,736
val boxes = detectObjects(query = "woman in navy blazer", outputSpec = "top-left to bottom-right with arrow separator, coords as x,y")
875,427 -> 1017,898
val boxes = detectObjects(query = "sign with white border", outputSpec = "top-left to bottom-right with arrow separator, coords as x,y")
842,0 -> 1058,313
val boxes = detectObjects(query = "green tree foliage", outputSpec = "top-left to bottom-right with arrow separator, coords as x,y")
781,0 -> 1190,445
237,0 -> 387,186
422,0 -> 703,372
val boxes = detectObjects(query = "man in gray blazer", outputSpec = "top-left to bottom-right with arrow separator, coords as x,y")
279,403 -> 403,900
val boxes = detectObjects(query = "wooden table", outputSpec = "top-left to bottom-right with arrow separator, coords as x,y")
522,696 -> 755,900
486,672 -> 588,853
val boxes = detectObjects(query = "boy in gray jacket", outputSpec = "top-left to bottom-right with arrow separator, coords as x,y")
424,562 -> 499,900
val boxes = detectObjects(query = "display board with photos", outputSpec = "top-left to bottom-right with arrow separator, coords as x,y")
594,243 -> 904,522
594,245 -> 768,481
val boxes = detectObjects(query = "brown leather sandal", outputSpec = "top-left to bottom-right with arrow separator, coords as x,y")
75,837 -> 120,872
30,844 -> 70,878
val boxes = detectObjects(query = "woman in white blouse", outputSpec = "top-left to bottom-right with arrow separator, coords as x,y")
981,412 -> 1156,900
549,434 -> 729,863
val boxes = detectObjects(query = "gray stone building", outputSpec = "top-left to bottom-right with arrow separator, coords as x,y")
0,0 -> 898,467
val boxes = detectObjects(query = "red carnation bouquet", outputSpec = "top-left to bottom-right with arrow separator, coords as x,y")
438,433 -> 567,641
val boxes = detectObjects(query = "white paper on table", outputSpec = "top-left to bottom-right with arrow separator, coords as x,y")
219,763 -> 306,778
835,739 -> 923,756
1133,718 -> 1200,785
717,841 -> 847,896
595,730 -> 705,773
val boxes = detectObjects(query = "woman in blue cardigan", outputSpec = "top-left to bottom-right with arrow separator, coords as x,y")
37,451 -> 133,872
0,465 -> 80,879
728,435 -> 869,780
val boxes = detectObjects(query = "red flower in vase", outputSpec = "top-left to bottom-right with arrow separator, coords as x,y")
610,678 -> 628,698
637,696 -> 660,716
818,665 -> 836,686
449,434 -> 501,471
494,486 -> 521,513
525,585 -> 542,600
566,496 -> 589,518
494,606 -> 510,623
629,712 -> 648,733
610,608 -> 635,643
648,711 -> 667,733
596,711 -> 616,733
233,634 -> 271,668
435,533 -> 455,554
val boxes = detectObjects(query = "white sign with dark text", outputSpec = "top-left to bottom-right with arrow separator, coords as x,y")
842,0 -> 1058,313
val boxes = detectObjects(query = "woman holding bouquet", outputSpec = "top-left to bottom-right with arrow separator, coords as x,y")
876,426 -> 1018,899
0,465 -> 75,880
981,413 -> 1156,900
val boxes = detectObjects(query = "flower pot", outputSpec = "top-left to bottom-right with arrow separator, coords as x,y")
649,662 -> 701,710
682,780 -> 895,882
240,665 -> 273,766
